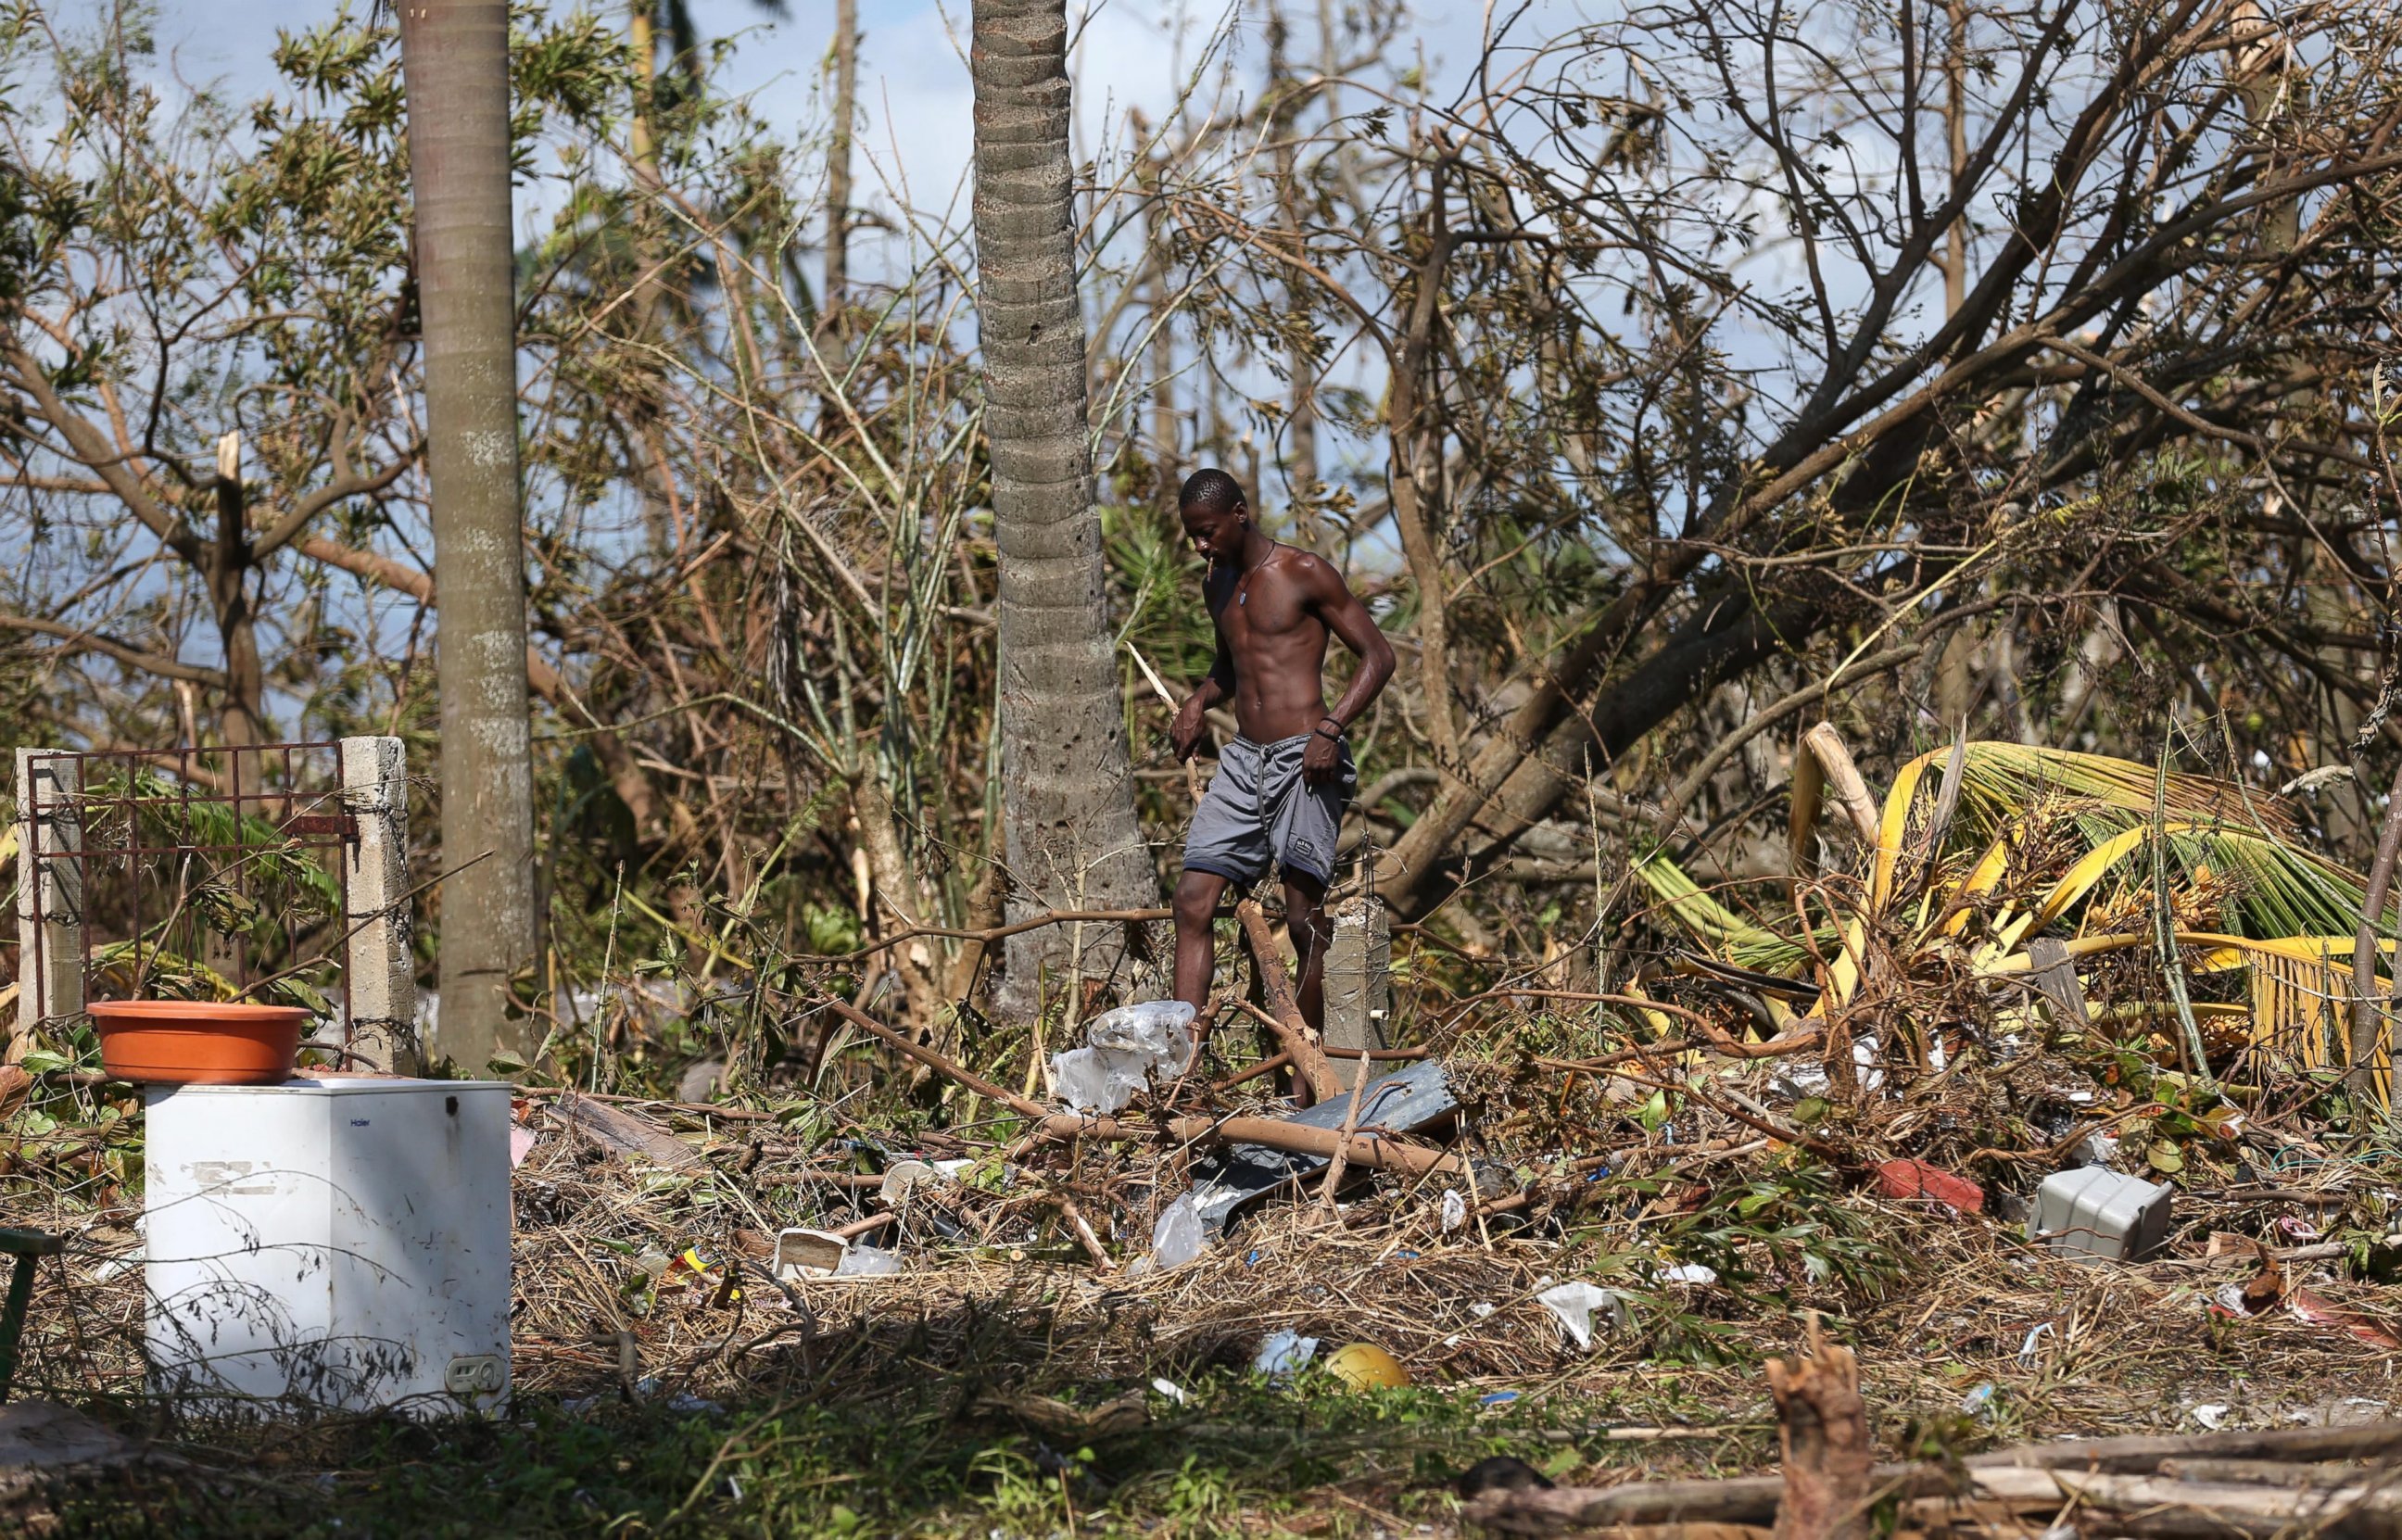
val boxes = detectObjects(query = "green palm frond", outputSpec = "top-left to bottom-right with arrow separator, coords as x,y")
1941,743 -> 2285,838
2183,828 -> 2390,939
1630,849 -> 1812,973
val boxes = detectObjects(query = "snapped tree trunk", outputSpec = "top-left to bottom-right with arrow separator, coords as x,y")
822,0 -> 857,329
209,434 -> 263,751
399,0 -> 538,1072
970,0 -> 1159,1014
1266,4 -> 1319,546
1384,170 -> 1460,772
1140,142 -> 1178,512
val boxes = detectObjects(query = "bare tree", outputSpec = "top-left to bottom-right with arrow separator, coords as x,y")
0,9 -> 416,753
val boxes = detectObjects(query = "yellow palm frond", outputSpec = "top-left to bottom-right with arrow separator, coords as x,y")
1982,931 -> 2393,1100
1869,742 -> 2283,911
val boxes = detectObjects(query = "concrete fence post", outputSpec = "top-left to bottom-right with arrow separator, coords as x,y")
11,749 -> 82,1058
1322,891 -> 1392,1093
339,736 -> 418,1075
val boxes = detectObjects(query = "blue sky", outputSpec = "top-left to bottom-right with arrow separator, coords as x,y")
160,0 -> 1490,249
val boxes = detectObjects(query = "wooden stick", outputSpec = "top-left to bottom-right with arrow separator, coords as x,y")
832,1212 -> 895,1240
2157,1458 -> 2370,1487
1052,1196 -> 1115,1271
1469,1465 -> 2402,1538
1037,1109 -> 1461,1178
752,1170 -> 885,1188
1234,898 -> 1343,1100
1802,722 -> 1880,843
1127,639 -> 1207,804
1316,1050 -> 1374,1214
1966,1420 -> 2402,1471
806,993 -> 1051,1118
1467,1423 -> 2402,1534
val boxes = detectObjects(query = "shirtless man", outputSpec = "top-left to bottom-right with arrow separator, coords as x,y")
1169,469 -> 1396,1081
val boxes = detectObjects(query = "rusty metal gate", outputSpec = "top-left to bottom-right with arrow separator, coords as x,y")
12,738 -> 416,1067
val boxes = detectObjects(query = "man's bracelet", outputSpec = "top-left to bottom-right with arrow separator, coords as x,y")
1314,720 -> 1345,741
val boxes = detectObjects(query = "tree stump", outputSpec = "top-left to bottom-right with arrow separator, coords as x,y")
1767,1316 -> 1872,1540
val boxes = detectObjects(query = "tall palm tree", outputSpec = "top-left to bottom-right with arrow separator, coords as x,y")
970,0 -> 1158,1010
398,0 -> 537,1073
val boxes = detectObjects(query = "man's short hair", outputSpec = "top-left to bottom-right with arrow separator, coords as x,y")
1179,468 -> 1245,513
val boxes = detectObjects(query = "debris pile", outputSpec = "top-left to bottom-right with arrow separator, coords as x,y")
8,730 -> 2402,1529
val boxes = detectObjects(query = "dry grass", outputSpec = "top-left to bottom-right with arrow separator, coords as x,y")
14,1108 -> 2393,1443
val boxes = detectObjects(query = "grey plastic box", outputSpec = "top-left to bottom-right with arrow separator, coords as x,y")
2027,1167 -> 2173,1261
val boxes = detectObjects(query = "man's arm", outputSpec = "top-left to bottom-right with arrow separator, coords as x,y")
1172,629 -> 1237,762
1298,558 -> 1395,787
1308,561 -> 1396,731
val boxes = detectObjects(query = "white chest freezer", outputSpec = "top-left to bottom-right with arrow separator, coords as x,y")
144,1077 -> 512,1417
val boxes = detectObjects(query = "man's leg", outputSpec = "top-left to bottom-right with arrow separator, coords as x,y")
1283,869 -> 1332,1033
1173,868 -> 1232,1034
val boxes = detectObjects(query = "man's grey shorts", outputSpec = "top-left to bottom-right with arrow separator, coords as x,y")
1182,733 -> 1356,887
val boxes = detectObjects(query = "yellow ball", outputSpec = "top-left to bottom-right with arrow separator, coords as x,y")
1323,1342 -> 1410,1391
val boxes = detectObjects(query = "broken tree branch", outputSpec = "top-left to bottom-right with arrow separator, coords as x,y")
1462,1421 -> 2402,1534
1802,723 -> 1881,844
803,994 -> 1051,1118
1233,898 -> 1343,1100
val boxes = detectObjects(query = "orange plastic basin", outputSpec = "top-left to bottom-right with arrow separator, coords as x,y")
86,1001 -> 310,1085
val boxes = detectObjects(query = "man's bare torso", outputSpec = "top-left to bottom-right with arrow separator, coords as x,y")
1206,544 -> 1334,742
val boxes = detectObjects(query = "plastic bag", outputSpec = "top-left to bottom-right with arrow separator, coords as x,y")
1052,1000 -> 1199,1113
1254,1329 -> 1319,1378
1084,1000 -> 1196,1074
1536,1281 -> 1627,1350
1152,1192 -> 1207,1270
835,1244 -> 902,1276
1051,1046 -> 1150,1114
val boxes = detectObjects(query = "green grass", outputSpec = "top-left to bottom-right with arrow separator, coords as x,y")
30,1374 -> 1694,1538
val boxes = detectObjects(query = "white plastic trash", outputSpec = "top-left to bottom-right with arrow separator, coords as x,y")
1151,1193 -> 1207,1270
1255,1329 -> 1319,1378
1051,1000 -> 1198,1113
1085,1000 -> 1196,1070
2028,1166 -> 2173,1261
835,1244 -> 902,1276
1537,1281 -> 1627,1350
880,1159 -> 951,1205
1050,1047 -> 1149,1114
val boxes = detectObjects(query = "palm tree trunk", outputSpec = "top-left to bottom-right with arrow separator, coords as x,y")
399,0 -> 538,1072
970,0 -> 1158,1014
